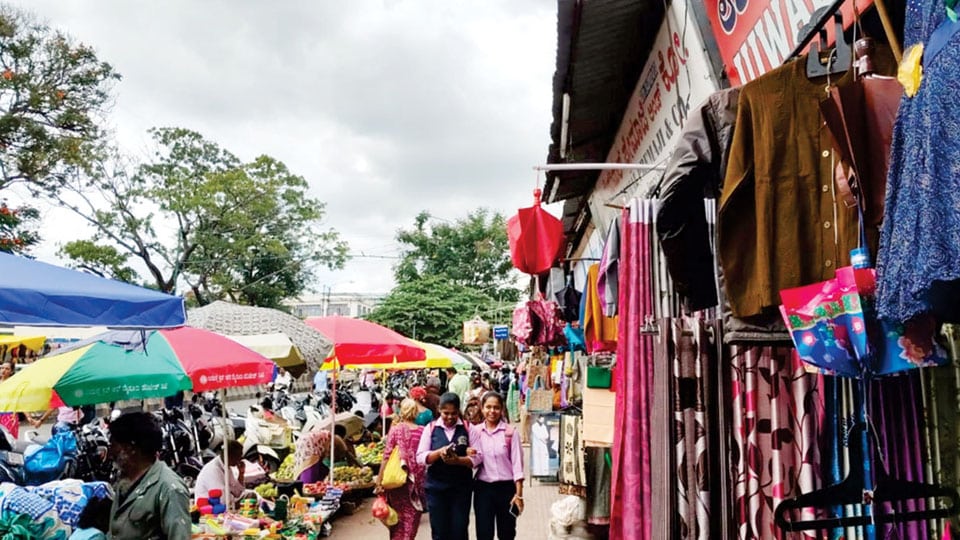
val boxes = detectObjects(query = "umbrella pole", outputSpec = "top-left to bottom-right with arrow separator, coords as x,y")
330,366 -> 336,486
222,388 -> 231,510
381,369 -> 387,437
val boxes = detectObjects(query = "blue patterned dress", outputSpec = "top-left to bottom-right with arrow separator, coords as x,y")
877,0 -> 960,322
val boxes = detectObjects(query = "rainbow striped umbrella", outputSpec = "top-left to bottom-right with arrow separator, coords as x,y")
0,327 -> 274,412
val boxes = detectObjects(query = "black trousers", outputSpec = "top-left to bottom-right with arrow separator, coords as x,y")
425,485 -> 472,540
473,480 -> 517,540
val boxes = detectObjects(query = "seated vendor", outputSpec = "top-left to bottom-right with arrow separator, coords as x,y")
194,440 -> 245,502
292,425 -> 361,484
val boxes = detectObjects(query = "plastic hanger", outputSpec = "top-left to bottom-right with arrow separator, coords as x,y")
775,424 -> 960,531
807,13 -> 852,78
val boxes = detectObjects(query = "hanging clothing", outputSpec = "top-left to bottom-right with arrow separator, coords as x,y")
877,0 -> 960,323
598,217 -> 621,317
657,88 -> 739,313
583,264 -> 618,353
719,59 -> 868,319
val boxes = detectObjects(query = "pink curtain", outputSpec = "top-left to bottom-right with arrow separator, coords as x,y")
610,200 -> 656,540
729,345 -> 822,539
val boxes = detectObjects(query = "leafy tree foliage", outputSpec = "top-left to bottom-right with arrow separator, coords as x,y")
58,127 -> 348,308
366,275 -> 511,347
0,4 -> 119,194
0,199 -> 37,254
394,209 -> 519,303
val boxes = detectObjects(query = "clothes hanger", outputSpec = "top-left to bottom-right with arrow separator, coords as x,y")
807,13 -> 852,78
775,423 -> 960,531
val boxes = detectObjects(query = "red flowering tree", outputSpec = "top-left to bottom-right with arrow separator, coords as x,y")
0,201 -> 39,254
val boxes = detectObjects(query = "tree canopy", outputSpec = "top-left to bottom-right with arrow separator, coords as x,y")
365,275 -> 510,348
0,4 -> 119,194
0,199 -> 37,254
394,209 -> 519,303
58,127 -> 348,308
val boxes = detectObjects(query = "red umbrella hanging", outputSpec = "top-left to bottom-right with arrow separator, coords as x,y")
507,188 -> 564,275
304,316 -> 425,366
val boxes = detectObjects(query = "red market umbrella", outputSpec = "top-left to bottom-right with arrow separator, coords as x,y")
159,326 -> 276,391
507,188 -> 564,275
304,316 -> 425,366
303,316 -> 424,486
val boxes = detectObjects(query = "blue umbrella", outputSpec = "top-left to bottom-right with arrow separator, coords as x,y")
0,253 -> 186,328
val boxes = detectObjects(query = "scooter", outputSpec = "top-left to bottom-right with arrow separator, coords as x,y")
241,405 -> 292,473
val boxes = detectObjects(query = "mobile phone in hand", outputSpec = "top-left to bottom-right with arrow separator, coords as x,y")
509,503 -> 521,518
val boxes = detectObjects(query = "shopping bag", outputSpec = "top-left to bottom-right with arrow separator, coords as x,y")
371,495 -> 399,527
463,316 -> 491,345
527,376 -> 554,412
380,447 -> 407,490
779,267 -> 867,378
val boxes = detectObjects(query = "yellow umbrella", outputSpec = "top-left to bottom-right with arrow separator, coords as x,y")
224,333 -> 308,378
0,335 -> 46,353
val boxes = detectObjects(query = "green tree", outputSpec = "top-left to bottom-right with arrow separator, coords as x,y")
394,209 -> 519,303
0,4 -> 119,194
57,127 -> 348,308
0,199 -> 38,254
366,275 -> 510,347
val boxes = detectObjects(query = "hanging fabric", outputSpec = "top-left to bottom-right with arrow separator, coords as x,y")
610,199 -> 655,540
583,263 -> 618,353
598,216 -> 621,317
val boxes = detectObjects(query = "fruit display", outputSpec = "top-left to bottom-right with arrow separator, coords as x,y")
356,441 -> 385,466
303,482 -> 327,496
332,465 -> 374,489
254,482 -> 278,499
273,454 -> 296,482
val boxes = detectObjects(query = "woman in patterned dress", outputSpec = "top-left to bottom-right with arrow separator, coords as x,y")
375,399 -> 426,540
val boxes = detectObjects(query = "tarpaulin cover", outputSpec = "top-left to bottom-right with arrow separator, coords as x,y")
507,189 -> 564,275
0,252 -> 186,328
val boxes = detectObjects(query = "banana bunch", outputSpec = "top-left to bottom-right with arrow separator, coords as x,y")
355,441 -> 385,465
254,483 -> 278,499
273,454 -> 297,482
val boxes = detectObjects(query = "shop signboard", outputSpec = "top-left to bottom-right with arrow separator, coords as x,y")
703,0 -> 875,86
493,325 -> 510,340
588,3 -> 720,233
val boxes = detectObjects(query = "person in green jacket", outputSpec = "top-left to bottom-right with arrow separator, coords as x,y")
108,412 -> 191,540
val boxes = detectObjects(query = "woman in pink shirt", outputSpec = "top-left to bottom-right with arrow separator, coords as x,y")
471,391 -> 524,540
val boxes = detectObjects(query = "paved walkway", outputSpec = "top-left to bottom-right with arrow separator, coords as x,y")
327,473 -> 561,539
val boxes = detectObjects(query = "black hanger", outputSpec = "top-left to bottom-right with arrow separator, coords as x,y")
807,13 -> 852,78
775,424 -> 960,531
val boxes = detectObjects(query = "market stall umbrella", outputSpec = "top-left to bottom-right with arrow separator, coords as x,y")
0,327 -> 275,411
187,301 -> 332,370
225,333 -> 308,378
507,188 -> 564,275
305,316 -> 425,366
0,252 -> 186,328
304,316 -> 424,485
338,341 -> 457,371
0,335 -> 46,362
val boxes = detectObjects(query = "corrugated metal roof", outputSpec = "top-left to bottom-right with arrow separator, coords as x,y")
545,0 -> 664,204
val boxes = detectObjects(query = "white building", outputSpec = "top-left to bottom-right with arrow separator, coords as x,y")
285,292 -> 385,319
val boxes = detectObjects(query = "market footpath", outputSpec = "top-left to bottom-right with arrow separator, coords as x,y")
329,472 -> 561,539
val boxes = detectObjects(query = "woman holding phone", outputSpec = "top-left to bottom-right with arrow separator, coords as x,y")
416,392 -> 480,540
471,391 -> 524,540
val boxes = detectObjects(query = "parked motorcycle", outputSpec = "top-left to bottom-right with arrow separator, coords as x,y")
155,408 -> 203,486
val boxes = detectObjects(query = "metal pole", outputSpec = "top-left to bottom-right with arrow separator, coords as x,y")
222,388 -> 230,510
533,163 -> 666,172
329,365 -> 336,486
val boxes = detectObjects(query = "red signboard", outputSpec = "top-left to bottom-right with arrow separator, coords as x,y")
704,0 -> 875,86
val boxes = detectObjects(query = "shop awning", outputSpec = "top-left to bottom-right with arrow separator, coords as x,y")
543,0 -> 665,204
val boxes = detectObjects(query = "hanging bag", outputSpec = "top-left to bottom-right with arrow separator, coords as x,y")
380,446 -> 407,490
585,356 -> 613,389
527,376 -> 554,412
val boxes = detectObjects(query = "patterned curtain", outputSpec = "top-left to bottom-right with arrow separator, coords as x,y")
727,345 -> 823,539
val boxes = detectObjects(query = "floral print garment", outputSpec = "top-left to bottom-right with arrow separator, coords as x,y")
383,423 -> 425,540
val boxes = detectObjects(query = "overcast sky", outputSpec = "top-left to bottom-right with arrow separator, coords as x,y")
8,1 -> 558,295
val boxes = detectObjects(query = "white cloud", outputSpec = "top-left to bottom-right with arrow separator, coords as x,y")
5,0 -> 559,294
